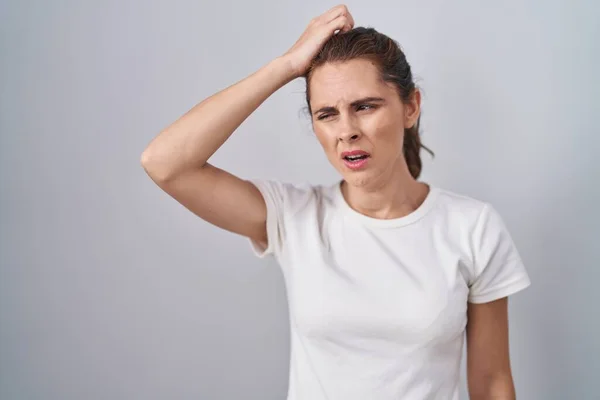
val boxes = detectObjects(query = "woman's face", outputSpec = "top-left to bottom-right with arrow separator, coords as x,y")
308,58 -> 420,187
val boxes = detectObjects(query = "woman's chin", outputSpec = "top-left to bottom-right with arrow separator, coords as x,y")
341,173 -> 374,188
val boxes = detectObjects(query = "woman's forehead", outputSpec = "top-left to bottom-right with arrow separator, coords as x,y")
309,60 -> 388,105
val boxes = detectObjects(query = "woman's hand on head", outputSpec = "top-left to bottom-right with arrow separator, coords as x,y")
282,4 -> 355,79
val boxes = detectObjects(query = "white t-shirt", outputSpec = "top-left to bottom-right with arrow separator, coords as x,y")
248,179 -> 531,400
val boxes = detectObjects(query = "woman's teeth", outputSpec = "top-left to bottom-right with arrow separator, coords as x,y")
345,155 -> 367,161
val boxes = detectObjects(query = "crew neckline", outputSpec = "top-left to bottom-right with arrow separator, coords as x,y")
333,180 -> 440,228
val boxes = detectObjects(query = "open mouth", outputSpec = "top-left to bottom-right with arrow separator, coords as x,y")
343,154 -> 370,162
342,154 -> 370,170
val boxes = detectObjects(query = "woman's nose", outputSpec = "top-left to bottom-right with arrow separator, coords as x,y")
338,133 -> 360,142
337,116 -> 361,143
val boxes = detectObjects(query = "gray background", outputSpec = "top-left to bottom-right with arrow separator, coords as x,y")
1,0 -> 598,399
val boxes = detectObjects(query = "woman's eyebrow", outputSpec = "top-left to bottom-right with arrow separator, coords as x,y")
313,97 -> 386,115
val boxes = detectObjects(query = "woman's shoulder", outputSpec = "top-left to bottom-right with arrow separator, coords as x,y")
434,185 -> 489,211
247,178 -> 337,217
431,185 -> 512,233
249,178 -> 337,198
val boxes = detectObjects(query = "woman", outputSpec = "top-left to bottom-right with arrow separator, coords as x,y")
141,5 -> 531,399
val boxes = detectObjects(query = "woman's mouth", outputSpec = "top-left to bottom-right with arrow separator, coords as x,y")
342,154 -> 370,170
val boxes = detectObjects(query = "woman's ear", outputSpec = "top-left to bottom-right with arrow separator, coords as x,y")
404,89 -> 421,129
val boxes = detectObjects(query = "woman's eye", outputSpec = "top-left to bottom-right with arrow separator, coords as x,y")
317,105 -> 374,120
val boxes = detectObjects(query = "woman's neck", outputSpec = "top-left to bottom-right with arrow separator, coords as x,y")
341,169 -> 429,220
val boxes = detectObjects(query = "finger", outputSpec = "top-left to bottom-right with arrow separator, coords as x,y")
341,12 -> 354,32
321,4 -> 349,25
346,11 -> 355,28
337,20 -> 353,34
326,14 -> 350,34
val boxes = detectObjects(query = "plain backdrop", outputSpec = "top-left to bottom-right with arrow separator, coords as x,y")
1,0 -> 598,399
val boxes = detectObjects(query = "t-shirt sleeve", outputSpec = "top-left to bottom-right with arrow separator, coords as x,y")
247,179 -> 290,259
468,203 -> 531,304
